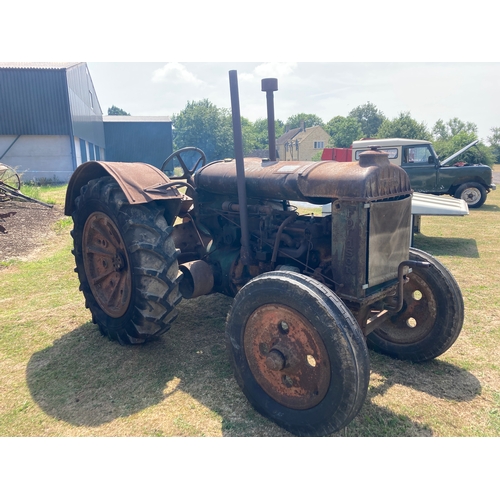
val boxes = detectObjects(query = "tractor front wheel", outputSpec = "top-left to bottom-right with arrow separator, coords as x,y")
71,176 -> 182,344
225,271 -> 370,436
367,248 -> 464,362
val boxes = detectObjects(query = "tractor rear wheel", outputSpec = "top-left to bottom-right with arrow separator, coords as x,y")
367,248 -> 464,362
71,176 -> 182,344
225,271 -> 370,436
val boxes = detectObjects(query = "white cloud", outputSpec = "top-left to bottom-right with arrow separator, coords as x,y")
240,62 -> 298,81
152,63 -> 204,85
254,62 -> 297,78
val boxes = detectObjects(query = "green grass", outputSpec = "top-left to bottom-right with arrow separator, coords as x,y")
1,181 -> 500,436
19,183 -> 67,205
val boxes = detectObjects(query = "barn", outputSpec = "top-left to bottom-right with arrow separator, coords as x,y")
0,62 -> 174,183
0,62 -> 105,182
103,115 -> 173,174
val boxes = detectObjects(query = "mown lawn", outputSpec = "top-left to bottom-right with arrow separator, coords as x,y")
1,181 -> 499,437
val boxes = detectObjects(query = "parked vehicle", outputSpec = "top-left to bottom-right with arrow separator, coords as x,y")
322,138 -> 496,208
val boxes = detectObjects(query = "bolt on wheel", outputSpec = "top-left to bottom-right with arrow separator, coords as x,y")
226,270 -> 370,436
367,248 -> 464,362
82,212 -> 132,318
244,303 -> 331,410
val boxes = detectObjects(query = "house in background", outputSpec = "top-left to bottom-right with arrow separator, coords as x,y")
276,123 -> 330,161
103,116 -> 173,173
0,62 -> 105,182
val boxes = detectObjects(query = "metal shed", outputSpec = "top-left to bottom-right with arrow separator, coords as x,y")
103,116 -> 173,173
0,62 -> 105,182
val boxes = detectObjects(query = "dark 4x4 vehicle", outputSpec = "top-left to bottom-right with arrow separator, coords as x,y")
351,138 -> 496,208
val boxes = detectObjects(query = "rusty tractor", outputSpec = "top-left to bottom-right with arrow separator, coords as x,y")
64,71 -> 464,436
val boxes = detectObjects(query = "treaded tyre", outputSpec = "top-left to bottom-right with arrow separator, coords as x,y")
71,176 -> 182,344
367,248 -> 464,362
454,182 -> 487,208
225,270 -> 370,436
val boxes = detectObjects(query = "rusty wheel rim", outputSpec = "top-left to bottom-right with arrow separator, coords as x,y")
377,272 -> 437,344
243,304 -> 331,410
82,212 -> 132,318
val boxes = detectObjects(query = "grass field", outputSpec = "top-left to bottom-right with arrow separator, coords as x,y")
1,177 -> 499,437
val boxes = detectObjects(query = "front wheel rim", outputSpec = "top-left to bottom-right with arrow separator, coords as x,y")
461,188 -> 481,204
243,303 -> 331,410
82,212 -> 132,318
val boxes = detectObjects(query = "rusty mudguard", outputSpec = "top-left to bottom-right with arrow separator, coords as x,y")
64,161 -> 184,217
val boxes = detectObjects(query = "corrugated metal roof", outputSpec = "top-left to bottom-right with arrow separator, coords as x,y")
0,62 -> 81,69
103,116 -> 172,122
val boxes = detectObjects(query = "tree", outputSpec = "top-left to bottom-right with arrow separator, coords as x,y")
377,112 -> 431,140
107,105 -> 130,116
348,102 -> 385,138
432,118 -> 478,141
252,118 -> 285,150
285,113 -> 324,130
487,127 -> 500,163
172,99 -> 234,162
325,116 -> 363,148
433,129 -> 494,166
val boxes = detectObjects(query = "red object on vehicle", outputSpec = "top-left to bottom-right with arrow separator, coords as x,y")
321,148 -> 352,162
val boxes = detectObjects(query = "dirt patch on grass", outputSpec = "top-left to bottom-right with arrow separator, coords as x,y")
0,200 -> 66,263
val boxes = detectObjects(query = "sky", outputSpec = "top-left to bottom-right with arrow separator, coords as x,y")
4,1 -> 498,143
86,62 -> 500,143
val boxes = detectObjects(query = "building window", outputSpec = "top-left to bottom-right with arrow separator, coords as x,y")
79,139 -> 87,163
313,141 -> 325,149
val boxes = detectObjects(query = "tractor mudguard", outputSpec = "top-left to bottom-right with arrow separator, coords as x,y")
64,161 -> 184,216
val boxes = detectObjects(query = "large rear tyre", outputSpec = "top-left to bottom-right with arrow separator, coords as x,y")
367,248 -> 464,362
71,176 -> 182,344
225,271 -> 370,436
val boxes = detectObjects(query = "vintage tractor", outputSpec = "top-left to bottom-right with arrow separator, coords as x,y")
64,71 -> 464,436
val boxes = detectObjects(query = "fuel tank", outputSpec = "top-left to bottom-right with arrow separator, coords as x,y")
194,150 -> 412,203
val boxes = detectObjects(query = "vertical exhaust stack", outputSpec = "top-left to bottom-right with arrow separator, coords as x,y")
228,70 -> 252,265
261,78 -> 278,161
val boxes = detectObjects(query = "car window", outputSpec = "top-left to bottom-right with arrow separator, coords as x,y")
354,148 -> 398,160
402,146 -> 433,165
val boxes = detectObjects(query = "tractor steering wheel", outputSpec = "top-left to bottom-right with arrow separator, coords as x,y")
161,147 -> 207,180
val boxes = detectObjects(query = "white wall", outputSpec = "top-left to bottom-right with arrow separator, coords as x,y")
0,135 -> 74,183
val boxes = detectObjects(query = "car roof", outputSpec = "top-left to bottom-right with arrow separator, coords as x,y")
352,138 -> 431,148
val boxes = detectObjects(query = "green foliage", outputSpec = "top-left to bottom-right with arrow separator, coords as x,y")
432,118 -> 478,141
253,118 -> 285,150
240,117 -> 259,155
107,105 -> 130,116
431,118 -> 493,166
172,99 -> 234,162
487,127 -> 500,163
377,112 -> 431,140
285,113 -> 324,129
348,102 -> 385,138
433,130 -> 494,166
325,116 -> 363,148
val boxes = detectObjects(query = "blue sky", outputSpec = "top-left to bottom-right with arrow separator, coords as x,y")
87,62 -> 500,143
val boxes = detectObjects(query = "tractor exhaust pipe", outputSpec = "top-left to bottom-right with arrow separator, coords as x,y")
261,78 -> 278,161
229,70 -> 252,265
